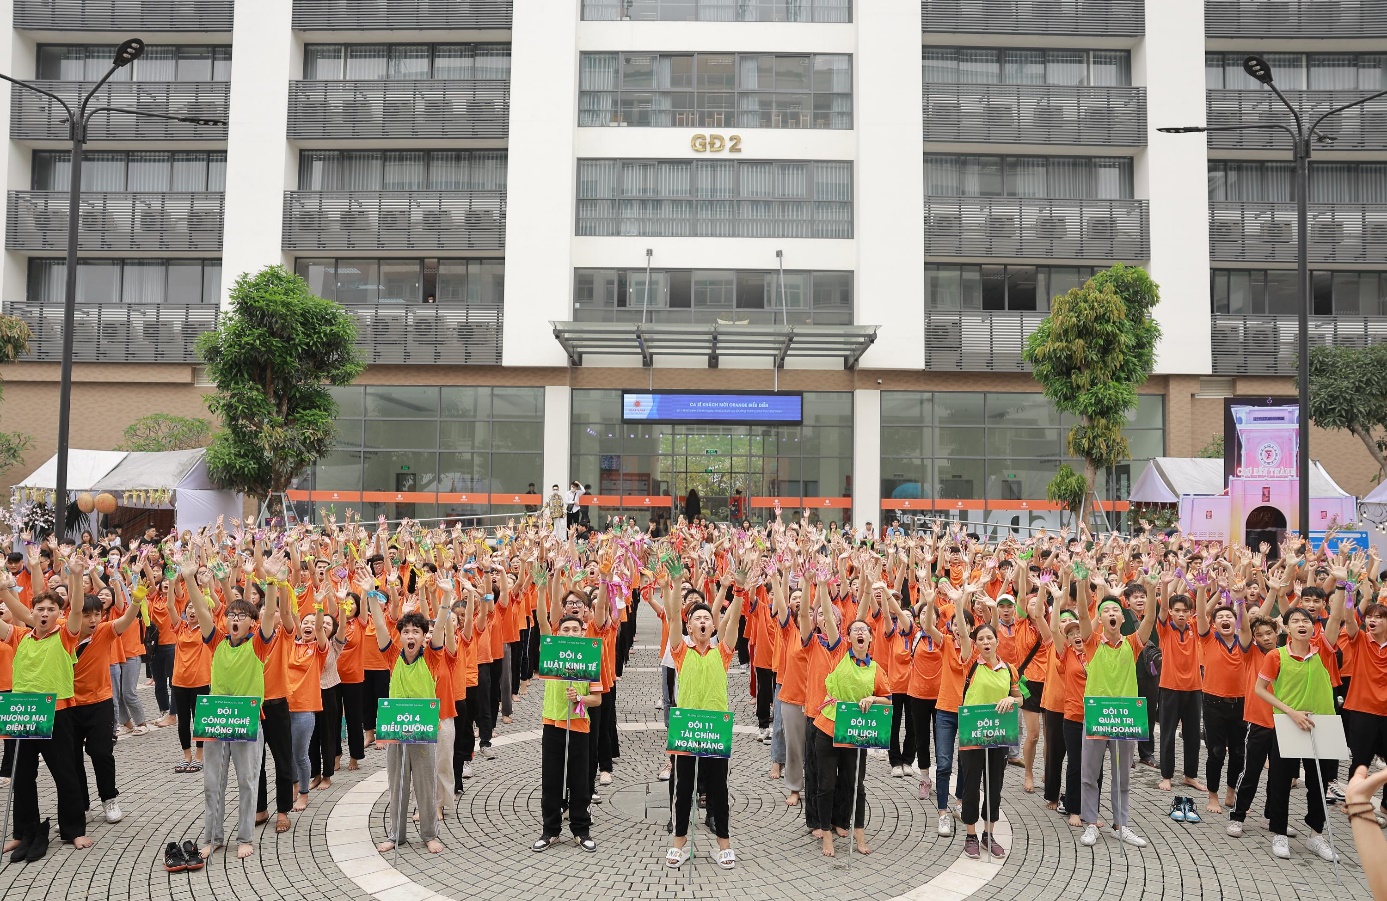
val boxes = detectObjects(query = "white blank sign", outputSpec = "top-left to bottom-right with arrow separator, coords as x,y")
1273,714 -> 1350,761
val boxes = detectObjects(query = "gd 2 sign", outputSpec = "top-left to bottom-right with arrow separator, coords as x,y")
690,134 -> 742,153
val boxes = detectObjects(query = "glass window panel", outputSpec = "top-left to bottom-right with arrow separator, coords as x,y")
328,385 -> 364,418
384,152 -> 426,190
172,152 -> 209,191
923,48 -> 957,84
305,45 -> 344,80
213,47 -> 233,81
378,261 -> 421,303
936,458 -> 984,500
1129,395 -> 1164,429
802,392 -> 853,426
364,420 -> 438,449
139,46 -> 177,81
439,420 -> 490,451
987,460 -> 1060,500
492,453 -> 542,493
957,48 -> 999,84
1125,429 -> 1164,459
315,450 -> 362,490
167,260 -> 202,302
881,392 -> 932,426
388,45 -> 429,79
987,393 -> 1060,427
123,261 -> 166,304
1045,50 -> 1086,85
492,386 -> 544,419
986,427 -> 1064,457
126,151 -> 171,191
363,450 -> 437,490
77,261 -> 120,305
364,386 -> 439,419
882,426 -> 928,457
1266,271 -> 1299,315
935,393 -> 985,425
202,263 -> 221,304
1091,51 -> 1130,87
491,421 -> 544,453
345,45 -> 388,80
439,452 -> 489,492
1003,50 -> 1044,85
32,151 -> 68,191
177,46 -> 212,81
334,259 -> 379,304
442,386 -> 489,420
82,153 -> 126,191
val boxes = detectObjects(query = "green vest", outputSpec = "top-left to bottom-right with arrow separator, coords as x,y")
1085,636 -> 1138,698
390,652 -> 436,699
542,679 -> 592,724
1273,646 -> 1334,715
962,660 -> 1013,707
821,653 -> 880,723
677,643 -> 729,712
13,630 -> 75,699
210,635 -> 266,698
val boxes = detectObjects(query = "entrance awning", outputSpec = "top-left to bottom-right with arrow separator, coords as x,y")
550,322 -> 880,369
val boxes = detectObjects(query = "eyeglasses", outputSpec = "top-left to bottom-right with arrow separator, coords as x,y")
227,613 -> 250,622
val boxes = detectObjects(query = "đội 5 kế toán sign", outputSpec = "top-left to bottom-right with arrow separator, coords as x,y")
833,702 -> 891,749
958,704 -> 1019,748
538,634 -> 603,682
1083,697 -> 1150,741
192,695 -> 261,742
667,707 -> 734,758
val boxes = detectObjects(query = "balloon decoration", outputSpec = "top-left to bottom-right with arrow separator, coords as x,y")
76,492 -> 95,514
94,492 -> 118,515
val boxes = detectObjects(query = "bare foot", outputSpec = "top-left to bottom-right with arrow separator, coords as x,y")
853,828 -> 871,854
1067,814 -> 1081,828
320,778 -> 332,789
275,813 -> 291,834
1023,775 -> 1035,793
834,827 -> 849,838
309,777 -> 323,791
1183,777 -> 1209,793
332,756 -> 341,771
786,791 -> 800,807
201,844 -> 220,859
426,838 -> 444,854
255,811 -> 269,826
1206,794 -> 1224,815
3,838 -> 18,853
811,828 -> 824,839
293,794 -> 309,812
1224,788 -> 1236,808
157,714 -> 176,728
72,836 -> 94,849
376,840 -> 395,853
769,763 -> 781,780
236,843 -> 254,859
1046,801 -> 1058,811
1158,778 -> 1172,792
821,834 -> 835,857
347,760 -> 360,772
501,715 -> 513,725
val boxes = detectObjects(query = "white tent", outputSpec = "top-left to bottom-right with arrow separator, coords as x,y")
1362,480 -> 1387,505
15,449 -> 126,492
1129,456 -> 1351,504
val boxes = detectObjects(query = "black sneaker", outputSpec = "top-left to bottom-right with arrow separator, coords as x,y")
165,842 -> 188,872
531,835 -> 559,852
577,835 -> 596,853
9,824 -> 33,863
181,840 -> 204,871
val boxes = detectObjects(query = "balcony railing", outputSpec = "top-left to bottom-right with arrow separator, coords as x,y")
347,303 -> 503,365
924,197 -> 1149,261
1209,201 -> 1387,265
1206,1 -> 1387,38
287,81 -> 509,141
1211,314 -> 1387,376
292,0 -> 513,29
9,302 -> 215,363
570,306 -> 853,327
923,84 -> 1146,147
583,0 -> 853,22
921,0 -> 1144,35
14,0 -> 234,31
283,191 -> 505,252
1207,90 -> 1387,152
923,310 -> 1044,371
7,191 -> 224,253
11,82 -> 230,142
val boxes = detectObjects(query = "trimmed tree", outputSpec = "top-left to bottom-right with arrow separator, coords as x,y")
0,314 -> 34,475
1306,343 -> 1387,483
118,413 -> 214,452
1023,264 -> 1161,528
196,266 -> 363,513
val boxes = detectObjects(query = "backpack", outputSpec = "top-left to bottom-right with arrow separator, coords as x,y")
1137,640 -> 1162,680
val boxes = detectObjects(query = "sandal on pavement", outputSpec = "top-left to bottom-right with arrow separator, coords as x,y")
666,846 -> 690,868
718,848 -> 736,869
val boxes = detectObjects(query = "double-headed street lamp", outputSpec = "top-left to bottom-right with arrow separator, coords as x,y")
1160,55 -> 1387,539
0,38 -> 226,539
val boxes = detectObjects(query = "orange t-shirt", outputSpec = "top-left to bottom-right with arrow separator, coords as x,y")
171,616 -> 212,688
117,608 -> 144,660
475,615 -> 498,665
1055,641 -> 1089,723
1199,630 -> 1248,699
1040,638 -> 1067,714
586,619 -> 619,693
147,593 -> 178,646
262,623 -> 291,702
907,631 -> 943,700
803,635 -> 847,721
73,622 -> 119,706
886,623 -> 914,696
778,626 -> 811,707
336,618 -> 366,684
1338,630 -> 1387,715
935,633 -> 975,714
449,639 -> 470,702
997,617 -> 1046,682
1157,619 -> 1201,691
0,625 -> 28,690
285,640 -> 328,712
750,590 -> 777,670
362,615 -> 393,672
1243,644 -> 1275,729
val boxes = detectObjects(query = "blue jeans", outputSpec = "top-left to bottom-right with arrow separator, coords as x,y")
770,684 -> 786,766
290,711 -> 315,793
934,709 -> 959,811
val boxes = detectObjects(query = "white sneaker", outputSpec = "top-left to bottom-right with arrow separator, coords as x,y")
1226,820 -> 1243,837
1304,833 -> 1338,862
937,813 -> 953,836
599,771 -> 613,786
1080,824 -> 1100,847
103,798 -> 123,824
1326,781 -> 1347,803
1265,818 -> 1297,838
1270,835 -> 1291,859
1115,826 -> 1146,848
462,762 -> 474,779
890,766 -> 904,778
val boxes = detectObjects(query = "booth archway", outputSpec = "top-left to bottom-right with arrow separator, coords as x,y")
1245,504 -> 1287,557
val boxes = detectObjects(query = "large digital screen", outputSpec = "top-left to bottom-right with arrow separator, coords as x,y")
622,392 -> 803,424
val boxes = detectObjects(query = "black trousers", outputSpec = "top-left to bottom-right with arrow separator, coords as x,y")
959,746 -> 1007,825
672,754 -> 730,839
889,693 -> 916,768
453,698 -> 475,791
811,726 -> 867,831
172,683 -> 209,751
1158,687 -> 1202,780
1350,710 -> 1387,774
310,684 -> 342,779
337,680 -> 366,761
541,722 -> 592,838
804,714 -> 820,828
516,630 -> 533,684
908,696 -> 936,772
70,698 -> 118,810
735,616 -> 750,666
1136,671 -> 1159,762
754,667 -> 775,729
482,660 -> 502,744
151,644 -> 175,714
616,609 -> 637,677
362,669 -> 390,732
1061,718 -> 1085,814
257,697 -> 295,815
587,686 -> 617,780
13,707 -> 85,842
1203,693 -> 1246,791
507,641 -> 523,695
1042,709 -> 1069,805
1265,730 -> 1335,837
525,625 -> 541,683
1231,722 -> 1274,823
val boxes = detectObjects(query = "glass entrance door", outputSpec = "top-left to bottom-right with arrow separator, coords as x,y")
664,425 -> 782,522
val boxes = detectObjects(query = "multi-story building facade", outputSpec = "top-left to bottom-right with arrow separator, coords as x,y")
1,0 -> 1383,531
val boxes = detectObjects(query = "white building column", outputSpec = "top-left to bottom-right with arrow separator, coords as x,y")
0,14 -> 31,303
543,385 -> 572,496
853,388 -> 881,527
219,0 -> 295,304
1140,0 -> 1212,375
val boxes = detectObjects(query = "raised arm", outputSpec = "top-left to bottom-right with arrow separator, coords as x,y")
182,559 -> 215,639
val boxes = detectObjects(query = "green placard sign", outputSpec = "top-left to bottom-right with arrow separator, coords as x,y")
667,707 -> 734,758
1083,696 -> 1150,741
538,634 -> 603,681
958,704 -> 1019,748
832,702 -> 891,749
192,695 -> 261,742
0,692 -> 56,739
376,698 -> 440,744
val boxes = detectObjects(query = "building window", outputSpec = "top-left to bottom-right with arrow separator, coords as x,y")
27,258 -> 221,305
924,48 -> 1131,87
577,159 -> 853,239
32,151 -> 226,192
1212,269 -> 1387,317
581,0 -> 852,23
294,258 -> 504,307
925,154 -> 1133,199
925,265 -> 1097,312
574,268 -> 851,323
303,44 -> 511,80
579,52 -> 852,128
1208,160 -> 1387,203
1206,52 -> 1386,90
297,151 -> 507,191
38,45 -> 231,81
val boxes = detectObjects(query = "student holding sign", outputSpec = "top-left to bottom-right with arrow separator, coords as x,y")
955,616 -> 1027,859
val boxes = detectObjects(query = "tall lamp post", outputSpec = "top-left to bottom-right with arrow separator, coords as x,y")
0,38 -> 227,539
1159,54 -> 1387,539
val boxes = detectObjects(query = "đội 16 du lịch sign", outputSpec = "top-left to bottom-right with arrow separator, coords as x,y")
833,702 -> 891,749
192,695 -> 261,742
376,698 -> 440,744
537,634 -> 603,681
0,692 -> 56,739
1083,697 -> 1150,741
667,707 -> 734,758
958,704 -> 1019,748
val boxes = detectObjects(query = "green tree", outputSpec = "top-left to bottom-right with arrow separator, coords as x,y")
1196,432 -> 1224,459
0,314 -> 34,474
1046,464 -> 1088,526
118,413 -> 214,452
196,266 -> 363,510
1023,264 -> 1161,527
1306,343 -> 1387,482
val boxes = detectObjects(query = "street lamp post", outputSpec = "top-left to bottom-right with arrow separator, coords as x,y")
0,38 -> 226,539
1160,55 -> 1387,538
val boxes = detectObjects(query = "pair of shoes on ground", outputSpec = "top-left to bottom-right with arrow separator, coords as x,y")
9,819 -> 51,863
665,845 -> 736,869
1169,796 -> 1202,824
1270,832 -> 1338,862
164,840 -> 206,872
1080,823 -> 1147,848
532,834 -> 596,853
962,831 -> 1005,859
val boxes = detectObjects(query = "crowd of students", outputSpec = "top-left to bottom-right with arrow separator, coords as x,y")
1,510 -> 1385,887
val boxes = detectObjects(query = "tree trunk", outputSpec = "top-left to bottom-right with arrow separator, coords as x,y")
1081,457 -> 1098,532
1349,424 -> 1387,485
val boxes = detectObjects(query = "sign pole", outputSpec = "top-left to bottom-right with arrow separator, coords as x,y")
562,683 -> 572,813
1308,728 -> 1341,886
982,748 -> 990,856
0,764 -> 14,856
688,756 -> 698,885
393,748 -> 409,869
844,747 -> 862,869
